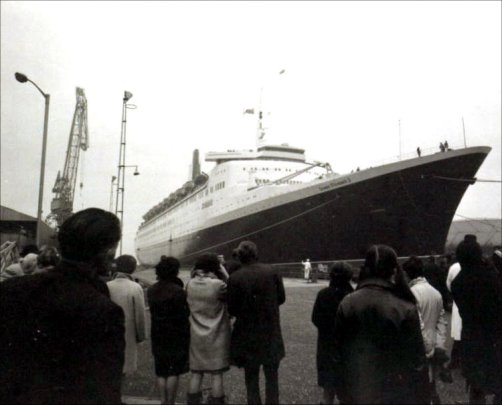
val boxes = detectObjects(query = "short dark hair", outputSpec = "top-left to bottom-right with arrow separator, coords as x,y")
37,246 -> 61,268
364,244 -> 398,279
58,208 -> 121,262
236,241 -> 258,264
456,235 -> 482,266
402,256 -> 424,280
155,256 -> 180,280
194,253 -> 220,273
329,261 -> 353,284
115,255 -> 137,274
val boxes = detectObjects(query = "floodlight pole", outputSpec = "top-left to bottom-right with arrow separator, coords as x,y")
115,91 -> 136,254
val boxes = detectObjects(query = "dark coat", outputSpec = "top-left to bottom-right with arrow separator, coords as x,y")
333,278 -> 427,404
147,278 -> 190,376
227,261 -> 286,367
451,263 -> 502,395
0,262 -> 125,404
311,281 -> 354,388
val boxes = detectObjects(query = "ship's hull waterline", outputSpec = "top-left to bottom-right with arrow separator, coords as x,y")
135,147 -> 489,266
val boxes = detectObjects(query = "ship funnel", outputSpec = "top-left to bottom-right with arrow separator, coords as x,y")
192,149 -> 201,180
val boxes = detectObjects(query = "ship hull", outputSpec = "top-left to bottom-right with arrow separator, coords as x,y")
136,149 -> 489,265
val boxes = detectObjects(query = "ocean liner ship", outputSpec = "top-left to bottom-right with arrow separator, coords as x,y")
135,136 -> 490,266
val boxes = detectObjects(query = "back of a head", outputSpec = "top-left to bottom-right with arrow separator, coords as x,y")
236,240 -> 258,264
155,256 -> 180,280
58,208 -> 121,262
37,247 -> 61,268
194,253 -> 220,273
231,248 -> 240,261
115,254 -> 137,274
402,256 -> 424,280
329,261 -> 353,285
464,234 -> 477,243
364,244 -> 398,279
456,234 -> 482,267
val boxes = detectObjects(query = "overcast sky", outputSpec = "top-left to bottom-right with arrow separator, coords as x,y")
1,1 -> 501,256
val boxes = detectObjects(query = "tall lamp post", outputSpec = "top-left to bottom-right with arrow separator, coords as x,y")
15,72 -> 50,247
115,91 -> 137,254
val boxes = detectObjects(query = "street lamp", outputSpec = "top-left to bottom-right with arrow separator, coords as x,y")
109,175 -> 118,212
15,72 -> 50,247
127,165 -> 140,176
114,165 -> 140,254
114,91 -> 137,254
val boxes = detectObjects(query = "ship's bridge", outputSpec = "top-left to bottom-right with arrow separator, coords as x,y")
206,144 -> 306,164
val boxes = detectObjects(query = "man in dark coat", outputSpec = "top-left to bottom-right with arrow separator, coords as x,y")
0,208 -> 125,404
227,241 -> 286,404
333,245 -> 427,404
451,236 -> 502,404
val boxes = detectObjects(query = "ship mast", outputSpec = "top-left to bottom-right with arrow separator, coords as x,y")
256,87 -> 266,149
255,69 -> 285,149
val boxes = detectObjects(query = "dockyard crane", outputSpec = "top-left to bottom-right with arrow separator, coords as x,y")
49,87 -> 89,227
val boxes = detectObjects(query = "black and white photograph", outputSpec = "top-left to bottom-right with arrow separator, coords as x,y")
1,1 -> 501,404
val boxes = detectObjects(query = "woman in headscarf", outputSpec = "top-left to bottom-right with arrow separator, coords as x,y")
186,253 -> 230,405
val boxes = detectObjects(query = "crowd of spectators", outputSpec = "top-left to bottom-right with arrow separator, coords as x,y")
1,208 -> 501,404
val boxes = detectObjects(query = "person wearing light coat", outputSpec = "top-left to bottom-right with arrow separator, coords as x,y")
107,254 -> 146,375
403,256 -> 449,404
447,261 -> 462,368
186,253 -> 231,405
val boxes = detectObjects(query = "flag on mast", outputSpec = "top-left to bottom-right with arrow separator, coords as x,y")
243,108 -> 254,115
124,91 -> 133,101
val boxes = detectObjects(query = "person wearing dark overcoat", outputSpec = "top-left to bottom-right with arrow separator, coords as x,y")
147,256 -> 190,405
450,236 -> 502,404
0,208 -> 125,404
333,245 -> 428,404
311,262 -> 354,405
227,240 -> 286,405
